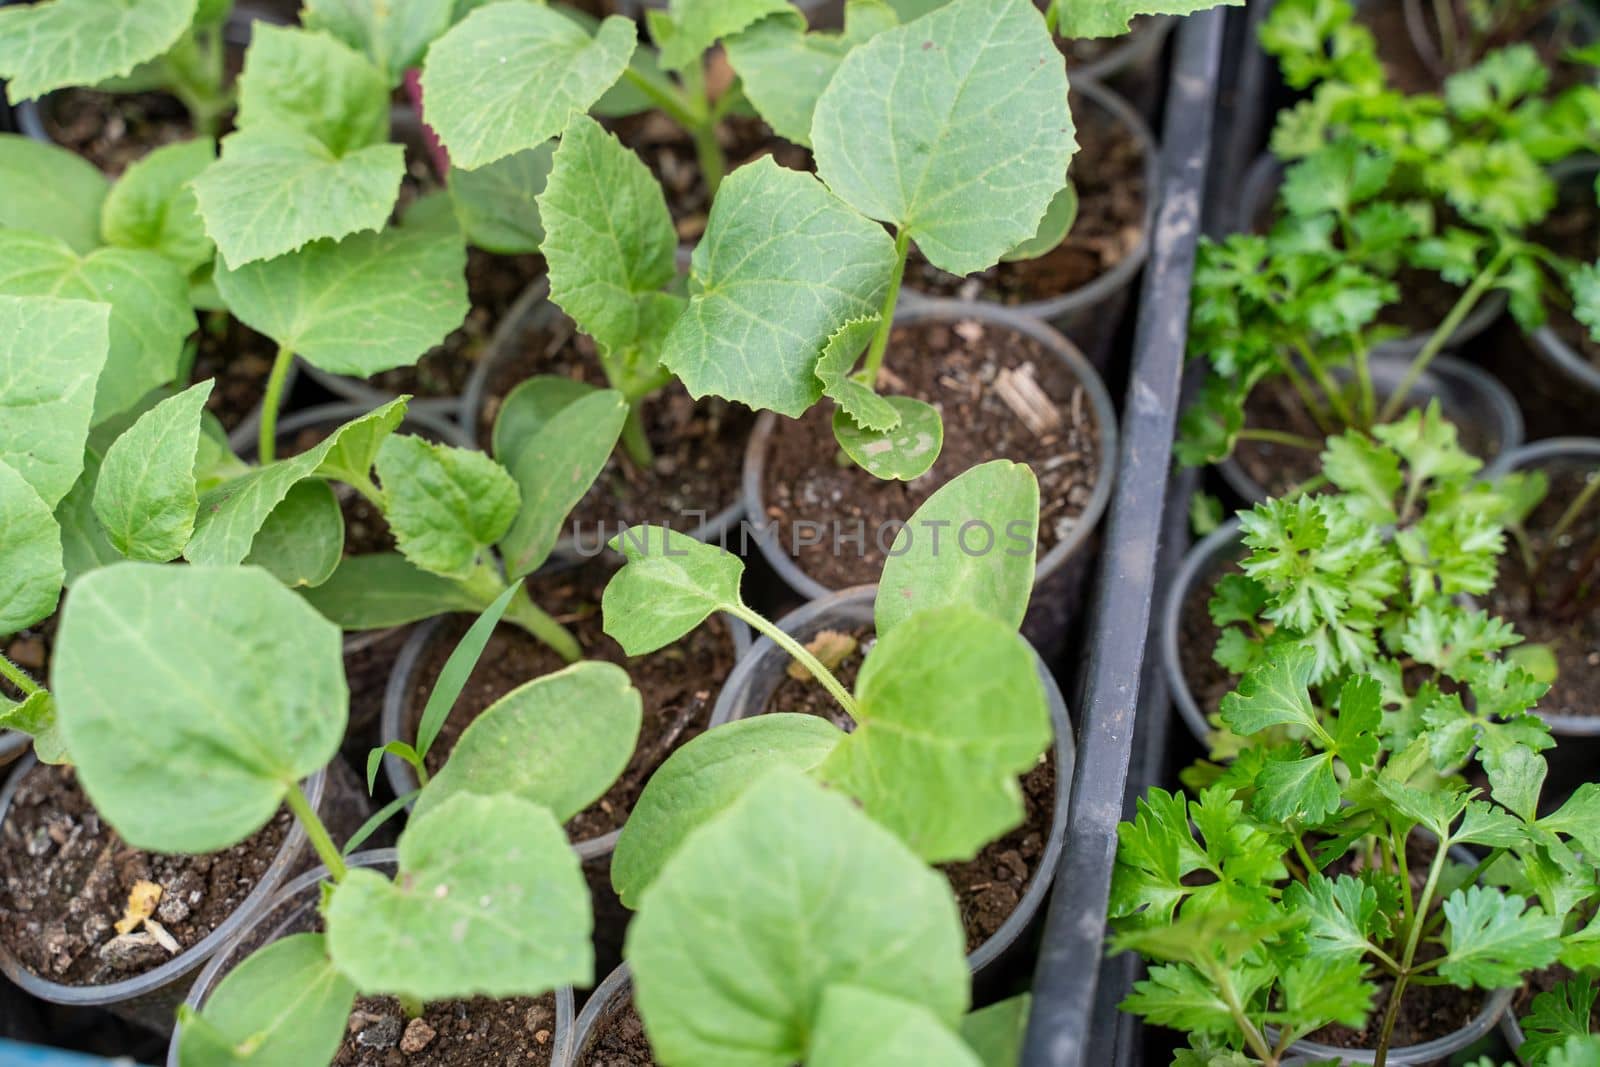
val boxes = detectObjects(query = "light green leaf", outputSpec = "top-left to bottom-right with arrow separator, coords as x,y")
1051,0 -> 1241,38
811,985 -> 982,1067
326,793 -> 592,999
447,143 -> 557,255
629,768 -> 969,1067
0,232 -> 192,424
0,461 -> 65,635
812,0 -> 1074,276
1439,886 -> 1561,988
309,395 -> 409,488
0,295 -> 110,508
243,479 -> 345,589
875,460 -> 1039,636
303,0 -> 454,84
100,138 -> 216,273
820,606 -> 1051,862
659,0 -> 802,70
1001,180 -> 1078,262
55,464 -> 121,585
421,2 -> 637,170
960,995 -> 1030,1067
0,134 -> 108,254
833,396 -> 943,480
215,212 -> 467,377
815,316 -> 900,432
0,0 -> 197,102
661,158 -> 897,417
92,380 -> 211,561
302,552 -> 485,629
53,563 -> 347,853
414,661 -> 641,822
0,689 -> 66,765
175,934 -> 356,1067
1219,645 -> 1321,736
374,436 -> 519,580
611,714 -> 844,908
234,25 -> 390,156
538,116 -> 678,358
602,525 -> 745,655
491,376 -> 597,466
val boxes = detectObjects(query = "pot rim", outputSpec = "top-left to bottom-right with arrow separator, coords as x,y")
1284,981 -> 1514,1064
1161,515 -> 1243,747
1529,157 -> 1600,396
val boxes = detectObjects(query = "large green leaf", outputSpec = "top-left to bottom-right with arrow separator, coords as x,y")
447,143 -> 557,255
374,435 -> 519,580
214,215 -> 468,376
234,25 -> 390,156
0,232 -> 192,424
52,563 -> 347,853
0,0 -> 197,102
538,116 -> 678,358
421,2 -> 637,170
100,138 -> 216,274
1051,0 -> 1240,38
660,158 -> 897,416
91,379 -> 212,562
875,460 -> 1039,636
611,714 -> 844,908
0,295 -> 110,509
810,985 -> 982,1067
960,995 -> 1030,1067
0,461 -> 65,636
811,0 -> 1074,275
414,662 -> 641,822
175,934 -> 356,1067
629,768 -> 969,1066
658,0 -> 801,70
602,525 -> 745,655
303,0 -> 454,85
301,552 -> 485,630
819,606 -> 1052,862
0,134 -> 108,254
326,793 -> 592,999
242,479 -> 345,589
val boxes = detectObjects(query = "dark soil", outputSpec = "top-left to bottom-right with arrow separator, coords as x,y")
1534,170 -> 1600,369
904,91 -> 1147,305
1176,555 -> 1243,727
765,624 -> 1057,953
401,560 -> 738,842
190,315 -> 279,435
1305,944 -> 1483,1050
475,310 -> 752,540
1513,963 -> 1597,1023
1487,461 -> 1600,720
40,90 -> 197,176
577,992 -> 656,1067
0,762 -> 290,985
1372,0 -> 1596,94
334,993 -> 558,1067
761,317 -> 1103,589
1351,1 -> 1445,95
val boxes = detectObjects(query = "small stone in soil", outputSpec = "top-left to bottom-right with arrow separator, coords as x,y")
401,1018 -> 438,1054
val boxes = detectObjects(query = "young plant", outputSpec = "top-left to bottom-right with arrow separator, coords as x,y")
1512,977 -> 1600,1066
1413,0 -> 1579,76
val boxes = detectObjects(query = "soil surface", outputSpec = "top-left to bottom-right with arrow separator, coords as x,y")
765,624 -> 1056,952
905,91 -> 1147,305
1534,171 -> 1600,369
1513,964 -> 1597,1023
578,993 -> 657,1066
1488,461 -> 1600,720
1359,0 -> 1595,94
0,762 -> 290,985
334,993 -> 558,1066
761,317 -> 1103,589
1305,945 -> 1483,1050
190,315 -> 280,434
474,310 -> 753,539
401,560 -> 738,841
1176,554 -> 1243,727
40,90 -> 198,176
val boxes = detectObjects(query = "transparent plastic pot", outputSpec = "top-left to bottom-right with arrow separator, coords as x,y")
1529,159 -> 1600,398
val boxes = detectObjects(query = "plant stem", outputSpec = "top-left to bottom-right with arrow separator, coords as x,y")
1373,842 -> 1450,1067
1380,246 -> 1511,422
856,228 -> 913,387
257,345 -> 293,464
730,606 -> 860,720
1209,961 -> 1277,1065
621,66 -> 699,128
503,585 -> 582,663
284,782 -> 347,883
690,120 -> 724,199
620,399 -> 655,469
0,655 -> 41,697
398,994 -> 425,1020
1237,428 -> 1322,452
1294,340 -> 1357,429
1272,350 -> 1336,435
346,474 -> 385,511
1352,335 -> 1376,427
1550,470 -> 1600,546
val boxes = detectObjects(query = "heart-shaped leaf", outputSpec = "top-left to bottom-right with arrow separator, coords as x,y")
810,984 -> 982,1067
0,0 -> 197,102
242,479 -> 345,589
0,134 -> 108,254
447,143 -> 557,255
303,0 -> 454,85
603,525 -> 745,655
100,138 -> 216,273
374,435 -> 520,581
491,377 -> 598,466
815,316 -> 901,432
302,552 -> 486,630
92,380 -> 213,562
833,395 -> 943,480
657,0 -> 801,71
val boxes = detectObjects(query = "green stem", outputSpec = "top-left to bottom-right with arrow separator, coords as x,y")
730,606 -> 860,721
257,345 -> 293,464
1380,247 -> 1511,423
284,781 -> 347,883
1209,961 -> 1277,1065
621,65 -> 699,128
620,400 -> 655,469
0,655 -> 42,697
347,475 -> 385,511
1373,843 -> 1450,1067
503,585 -> 582,663
1550,470 -> 1600,546
1237,428 -> 1322,452
398,994 -> 425,1020
1291,833 -> 1318,878
1272,350 -> 1337,435
856,228 -> 913,387
1353,336 -> 1376,427
1294,340 -> 1357,429
690,119 -> 725,199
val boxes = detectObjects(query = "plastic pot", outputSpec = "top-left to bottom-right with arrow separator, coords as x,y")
1161,515 -> 1242,747
1530,158 -> 1600,399
1283,966 -> 1513,1066
901,79 -> 1160,369
741,300 -> 1119,606
1216,351 -> 1525,506
1067,16 -> 1177,117
0,754 -> 366,1035
562,962 -> 634,1067
165,849 -> 577,1067
708,585 -> 1076,988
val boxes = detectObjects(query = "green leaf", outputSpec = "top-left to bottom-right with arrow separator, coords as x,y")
1119,962 -> 1239,1036
659,0 -> 801,71
447,143 -> 557,255
413,581 -> 521,766
875,460 -> 1039,636
1001,181 -> 1079,262
303,0 -> 454,85
1439,886 -> 1561,989
100,138 -> 216,274
0,461 -> 65,635
660,157 -> 898,417
301,552 -> 485,629
629,768 -> 969,1066
491,376 -> 597,466
413,662 -> 641,823
497,387 -> 628,579
960,995 -> 1030,1067
833,396 -> 944,480
242,479 -> 345,588
1521,978 -> 1598,1066
1052,0 -> 1241,38
175,934 -> 356,1067
814,316 -> 900,432
234,24 -> 388,156
0,232 -> 192,424
0,689 -> 66,765
0,0 -> 197,102
1281,142 -> 1393,218
326,793 -> 592,999
1279,957 -> 1376,1034
92,380 -> 212,562
538,116 -> 679,358
1539,784 -> 1600,857
53,563 -> 347,852
0,295 -> 110,509
810,985 -> 982,1067
602,525 -> 745,655
812,0 -> 1073,276
1282,874 -> 1387,965
214,213 -> 468,377
1253,750 -> 1340,825
373,436 -> 519,580
421,2 -> 637,170
610,714 -> 844,908
1219,645 -> 1321,736
820,606 -> 1051,862
0,134 -> 108,254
